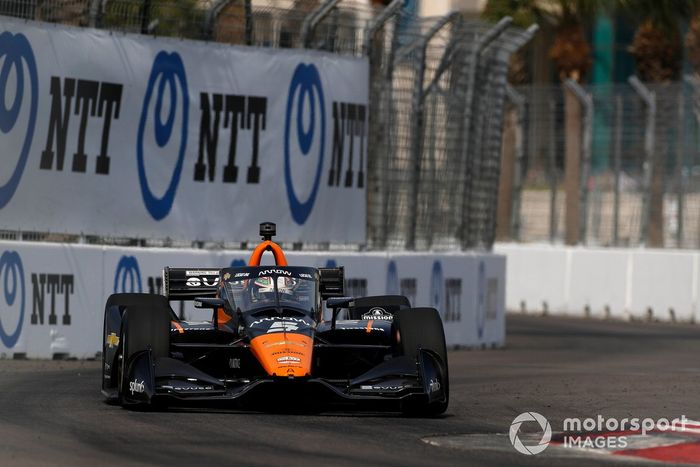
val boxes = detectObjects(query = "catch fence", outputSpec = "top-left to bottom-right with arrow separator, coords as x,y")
0,0 -> 535,251
498,79 -> 700,249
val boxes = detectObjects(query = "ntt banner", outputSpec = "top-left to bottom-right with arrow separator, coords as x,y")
0,18 -> 368,243
0,241 -> 506,358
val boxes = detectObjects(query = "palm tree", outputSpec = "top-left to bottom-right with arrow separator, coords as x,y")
483,0 -> 605,83
619,0 -> 696,247
621,0 -> 695,83
484,0 -> 605,244
685,6 -> 700,76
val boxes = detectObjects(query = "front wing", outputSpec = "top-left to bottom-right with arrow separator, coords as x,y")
120,347 -> 447,411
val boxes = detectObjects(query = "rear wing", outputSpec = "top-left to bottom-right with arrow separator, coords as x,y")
162,267 -> 221,300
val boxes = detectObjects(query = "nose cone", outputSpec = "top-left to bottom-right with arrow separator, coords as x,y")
250,332 -> 313,377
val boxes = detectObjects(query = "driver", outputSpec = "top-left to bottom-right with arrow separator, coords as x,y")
251,276 -> 299,303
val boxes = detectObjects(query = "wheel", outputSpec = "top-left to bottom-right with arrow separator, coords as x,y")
117,304 -> 170,405
393,308 -> 449,416
102,294 -> 173,401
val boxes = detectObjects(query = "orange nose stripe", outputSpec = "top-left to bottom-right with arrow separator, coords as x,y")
250,332 -> 312,377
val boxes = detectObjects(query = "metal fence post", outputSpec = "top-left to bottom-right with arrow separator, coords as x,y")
675,89 -> 685,248
362,0 -> 402,57
628,76 -> 656,246
405,11 -> 460,250
88,0 -> 102,28
363,0 -> 402,249
613,95 -> 623,246
547,98 -> 558,243
563,79 -> 593,245
301,0 -> 341,49
458,17 -> 512,250
503,84 -> 526,241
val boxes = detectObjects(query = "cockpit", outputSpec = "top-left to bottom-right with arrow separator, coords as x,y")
221,267 -> 319,315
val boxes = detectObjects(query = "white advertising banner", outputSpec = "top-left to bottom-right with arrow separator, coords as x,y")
0,18 -> 368,243
0,241 -> 506,358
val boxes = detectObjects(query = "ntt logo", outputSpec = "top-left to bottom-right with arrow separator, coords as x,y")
509,412 -> 551,455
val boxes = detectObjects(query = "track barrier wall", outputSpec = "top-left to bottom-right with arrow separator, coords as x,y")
0,241 -> 505,358
496,243 -> 699,322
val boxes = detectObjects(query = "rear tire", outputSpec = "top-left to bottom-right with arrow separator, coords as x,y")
394,308 -> 449,416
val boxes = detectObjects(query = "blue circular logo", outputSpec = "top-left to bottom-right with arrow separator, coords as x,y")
284,63 -> 326,225
386,260 -> 399,295
230,259 -> 246,268
137,51 -> 189,221
430,261 -> 443,312
477,260 -> 486,338
0,251 -> 25,348
325,259 -> 337,268
114,256 -> 142,293
0,33 -> 38,210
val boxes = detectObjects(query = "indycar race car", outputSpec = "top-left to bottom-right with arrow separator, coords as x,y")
101,223 -> 449,415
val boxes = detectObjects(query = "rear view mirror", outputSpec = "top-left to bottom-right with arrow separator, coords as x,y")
326,297 -> 354,308
194,297 -> 226,309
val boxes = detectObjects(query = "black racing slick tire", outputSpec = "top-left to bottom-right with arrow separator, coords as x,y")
102,294 -> 173,402
393,308 -> 449,416
117,304 -> 170,405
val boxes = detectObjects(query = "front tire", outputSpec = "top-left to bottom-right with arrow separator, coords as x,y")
118,304 -> 170,405
394,308 -> 449,416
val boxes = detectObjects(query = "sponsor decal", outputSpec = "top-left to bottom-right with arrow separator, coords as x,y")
430,261 -> 443,312
486,277 -> 499,321
444,278 -> 462,323
267,320 -> 300,333
386,260 -> 399,295
129,379 -> 145,395
185,277 -> 219,287
360,385 -> 404,391
0,32 -> 38,210
30,273 -> 74,326
477,260 -> 486,338
170,385 -> 214,391
185,270 -> 218,276
114,255 -> 142,293
136,51 -> 189,220
106,332 -> 119,349
250,316 -> 306,327
228,358 -> 241,369
276,356 -> 301,364
284,63 -> 326,225
258,269 -> 292,277
0,251 -> 25,348
223,273 -> 231,280
234,272 -> 249,278
299,273 -> 312,279
400,278 -> 417,307
361,307 -> 393,321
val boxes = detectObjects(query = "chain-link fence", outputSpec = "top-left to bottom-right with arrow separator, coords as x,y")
498,78 -> 700,249
0,0 -> 535,251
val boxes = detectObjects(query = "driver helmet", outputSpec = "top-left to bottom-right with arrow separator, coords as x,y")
252,276 -> 298,299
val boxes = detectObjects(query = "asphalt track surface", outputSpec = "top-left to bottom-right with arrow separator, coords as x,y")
2,314 -> 700,466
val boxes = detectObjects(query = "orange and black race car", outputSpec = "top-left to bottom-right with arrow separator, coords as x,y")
101,223 -> 448,415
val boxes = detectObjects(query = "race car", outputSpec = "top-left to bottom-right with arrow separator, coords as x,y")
101,223 -> 449,415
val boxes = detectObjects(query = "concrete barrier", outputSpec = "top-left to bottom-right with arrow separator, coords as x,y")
495,243 -> 699,322
0,241 -> 506,358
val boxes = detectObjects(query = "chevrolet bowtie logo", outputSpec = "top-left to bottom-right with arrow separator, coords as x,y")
107,332 -> 119,348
